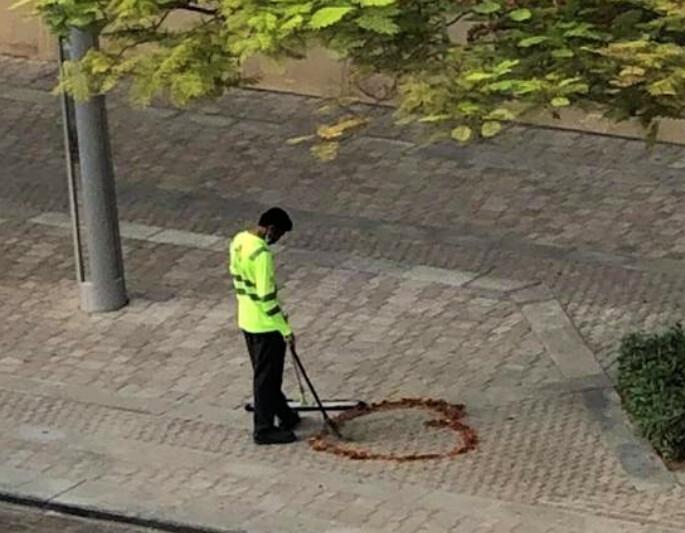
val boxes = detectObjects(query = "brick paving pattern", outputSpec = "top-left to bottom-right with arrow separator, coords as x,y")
1,54 -> 685,532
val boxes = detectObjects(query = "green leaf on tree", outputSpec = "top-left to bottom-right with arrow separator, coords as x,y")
648,79 -> 677,96
472,1 -> 501,15
551,96 -> 571,107
465,71 -> 494,82
355,0 -> 396,6
485,108 -> 515,121
355,14 -> 399,34
518,35 -> 549,47
509,9 -> 532,22
552,48 -> 574,58
418,114 -> 450,123
310,7 -> 355,29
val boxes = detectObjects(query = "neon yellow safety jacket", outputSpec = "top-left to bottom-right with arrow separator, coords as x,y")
228,231 -> 292,337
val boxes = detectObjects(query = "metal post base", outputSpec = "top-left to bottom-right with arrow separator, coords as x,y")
79,278 -> 128,312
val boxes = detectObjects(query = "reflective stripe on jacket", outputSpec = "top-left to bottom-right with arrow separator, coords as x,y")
228,231 -> 292,337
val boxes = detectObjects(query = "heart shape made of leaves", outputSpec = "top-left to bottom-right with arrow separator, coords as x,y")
308,397 -> 478,461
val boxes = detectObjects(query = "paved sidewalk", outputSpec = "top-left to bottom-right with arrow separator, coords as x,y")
2,55 -> 685,374
0,216 -> 683,532
1,54 -> 685,531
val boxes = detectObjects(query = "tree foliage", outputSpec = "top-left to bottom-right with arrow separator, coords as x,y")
14,0 -> 685,151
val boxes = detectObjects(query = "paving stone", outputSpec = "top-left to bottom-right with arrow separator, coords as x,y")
403,265 -> 479,287
147,229 -> 223,249
118,222 -> 164,240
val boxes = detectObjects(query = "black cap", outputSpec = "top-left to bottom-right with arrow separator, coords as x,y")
259,207 -> 293,232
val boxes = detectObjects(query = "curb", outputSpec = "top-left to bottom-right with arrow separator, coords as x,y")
0,491 -> 242,533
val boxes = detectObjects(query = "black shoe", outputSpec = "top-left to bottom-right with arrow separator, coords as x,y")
279,412 -> 301,432
254,428 -> 297,445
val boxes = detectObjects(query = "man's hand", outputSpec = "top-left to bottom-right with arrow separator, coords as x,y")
285,333 -> 296,351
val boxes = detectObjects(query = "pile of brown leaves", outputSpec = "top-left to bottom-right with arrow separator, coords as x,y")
308,397 -> 478,461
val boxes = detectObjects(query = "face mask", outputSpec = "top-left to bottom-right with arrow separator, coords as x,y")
265,228 -> 278,245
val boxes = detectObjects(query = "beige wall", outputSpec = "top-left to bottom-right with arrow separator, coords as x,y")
0,0 -> 55,58
2,8 -> 684,145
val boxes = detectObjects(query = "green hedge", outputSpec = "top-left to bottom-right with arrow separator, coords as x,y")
617,323 -> 685,462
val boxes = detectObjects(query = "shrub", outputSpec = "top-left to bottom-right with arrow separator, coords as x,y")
617,323 -> 685,462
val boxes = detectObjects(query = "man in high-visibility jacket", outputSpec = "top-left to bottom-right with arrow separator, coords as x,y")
229,207 -> 300,445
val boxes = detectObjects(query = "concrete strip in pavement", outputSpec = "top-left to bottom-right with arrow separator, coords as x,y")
467,275 -> 533,292
0,86 -> 55,105
0,373 -> 171,416
521,299 -> 606,380
30,211 -> 223,251
582,387 -> 678,492
24,211 -> 509,294
520,298 -> 677,492
29,212 -> 73,230
142,229 -> 224,250
119,221 -> 166,240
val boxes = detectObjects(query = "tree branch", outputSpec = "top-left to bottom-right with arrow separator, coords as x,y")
445,11 -> 471,28
164,1 -> 221,16
176,4 -> 219,16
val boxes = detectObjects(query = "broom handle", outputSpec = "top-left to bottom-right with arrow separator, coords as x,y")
292,357 -> 307,405
289,346 -> 342,438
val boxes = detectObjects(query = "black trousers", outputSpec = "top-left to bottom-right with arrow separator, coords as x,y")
243,330 -> 295,435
